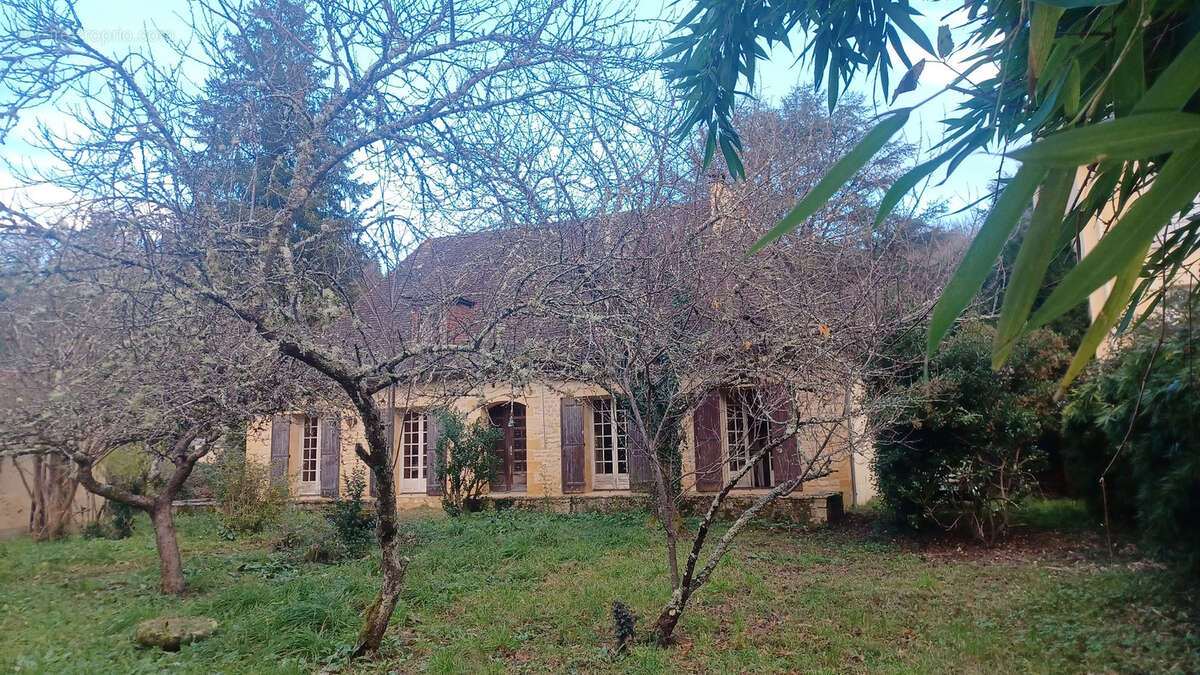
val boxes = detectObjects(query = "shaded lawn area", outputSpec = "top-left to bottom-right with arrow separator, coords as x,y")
0,502 -> 1196,673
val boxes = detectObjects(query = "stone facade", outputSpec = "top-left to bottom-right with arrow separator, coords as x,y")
245,380 -> 863,516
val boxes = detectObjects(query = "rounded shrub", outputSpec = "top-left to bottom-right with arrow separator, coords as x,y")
871,322 -> 1070,542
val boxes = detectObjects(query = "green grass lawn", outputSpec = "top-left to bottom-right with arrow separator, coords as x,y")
0,502 -> 1196,673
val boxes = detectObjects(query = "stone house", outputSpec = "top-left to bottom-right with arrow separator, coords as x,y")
246,203 -> 876,520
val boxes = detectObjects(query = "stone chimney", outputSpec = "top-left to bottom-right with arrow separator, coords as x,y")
707,168 -> 731,219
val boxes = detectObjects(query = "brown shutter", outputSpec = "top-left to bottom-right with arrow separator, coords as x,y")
766,387 -> 802,490
560,397 -> 586,494
692,390 -> 723,492
425,413 -> 444,496
269,415 -> 291,483
320,417 -> 340,498
626,410 -> 653,493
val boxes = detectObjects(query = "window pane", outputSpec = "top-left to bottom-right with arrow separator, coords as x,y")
593,398 -> 615,476
302,416 -> 319,483
726,393 -> 747,470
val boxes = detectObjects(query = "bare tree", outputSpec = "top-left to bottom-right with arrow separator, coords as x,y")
524,92 -> 957,645
0,230 -> 300,593
0,0 -> 663,653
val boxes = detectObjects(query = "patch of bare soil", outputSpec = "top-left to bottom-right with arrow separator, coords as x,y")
831,512 -> 1142,569
910,528 -> 1108,567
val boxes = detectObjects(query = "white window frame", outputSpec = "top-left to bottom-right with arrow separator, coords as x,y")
300,415 -> 320,494
398,411 -> 427,493
591,398 -> 629,490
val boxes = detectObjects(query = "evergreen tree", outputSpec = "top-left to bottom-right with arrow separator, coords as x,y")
194,0 -> 374,296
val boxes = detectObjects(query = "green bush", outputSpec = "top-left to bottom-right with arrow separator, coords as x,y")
1061,323 -> 1200,572
324,467 -> 375,558
271,510 -> 345,563
270,469 -> 376,564
434,410 -> 502,516
212,452 -> 286,535
871,322 -> 1070,542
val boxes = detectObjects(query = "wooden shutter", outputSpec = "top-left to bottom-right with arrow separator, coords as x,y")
320,417 -> 341,498
626,412 -> 653,493
766,387 -> 802,491
560,397 -> 586,494
425,413 -> 444,496
692,390 -> 723,492
269,415 -> 291,483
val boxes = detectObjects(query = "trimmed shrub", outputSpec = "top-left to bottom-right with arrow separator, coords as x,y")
1061,323 -> 1200,571
871,322 -> 1070,542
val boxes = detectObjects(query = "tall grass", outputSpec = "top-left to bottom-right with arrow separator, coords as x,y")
0,505 -> 1194,673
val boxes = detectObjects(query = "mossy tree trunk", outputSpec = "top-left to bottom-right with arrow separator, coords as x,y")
350,392 -> 410,657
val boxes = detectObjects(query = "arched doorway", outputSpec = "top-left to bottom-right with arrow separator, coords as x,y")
488,401 -> 527,493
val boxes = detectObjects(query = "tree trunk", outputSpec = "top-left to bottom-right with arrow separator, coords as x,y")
28,454 -> 47,539
44,458 -> 79,540
70,430 -> 204,596
150,501 -> 186,594
651,587 -> 690,646
25,454 -> 78,541
651,452 -> 681,587
353,399 -> 410,658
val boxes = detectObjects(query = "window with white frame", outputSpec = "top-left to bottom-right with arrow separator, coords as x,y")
399,411 -> 426,490
301,416 -> 319,486
592,398 -> 628,489
725,390 -> 772,488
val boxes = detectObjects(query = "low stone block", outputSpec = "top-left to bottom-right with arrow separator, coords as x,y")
135,616 -> 218,651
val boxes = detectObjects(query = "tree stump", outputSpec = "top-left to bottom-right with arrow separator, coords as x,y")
135,616 -> 218,651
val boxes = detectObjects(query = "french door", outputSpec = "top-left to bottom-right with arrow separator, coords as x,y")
725,390 -> 773,488
398,411 -> 427,493
488,402 -> 527,492
299,416 -> 320,495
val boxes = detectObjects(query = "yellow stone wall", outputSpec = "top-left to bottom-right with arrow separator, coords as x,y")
246,380 -> 858,506
0,456 -> 103,538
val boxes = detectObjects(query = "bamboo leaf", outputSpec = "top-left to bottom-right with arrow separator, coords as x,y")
1131,32 -> 1200,114
1008,113 -> 1200,166
747,109 -> 911,256
1063,59 -> 1081,118
927,165 -> 1047,354
891,59 -> 925,104
884,3 -> 936,56
719,133 -> 745,179
937,25 -> 953,58
1029,2 -> 1065,83
1029,142 -> 1200,330
1054,240 -> 1150,399
992,169 -> 1075,368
